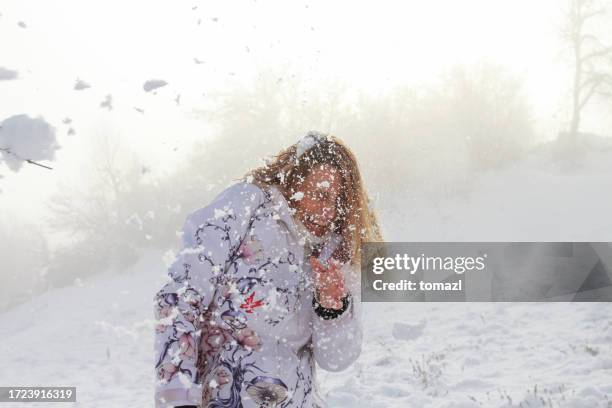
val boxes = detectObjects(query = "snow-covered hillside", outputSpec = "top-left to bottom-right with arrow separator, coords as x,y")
1,145 -> 611,408
379,140 -> 612,242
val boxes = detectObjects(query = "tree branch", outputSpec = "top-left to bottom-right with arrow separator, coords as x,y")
582,7 -> 606,22
25,159 -> 53,170
581,45 -> 612,62
579,76 -> 604,110
0,147 -> 54,170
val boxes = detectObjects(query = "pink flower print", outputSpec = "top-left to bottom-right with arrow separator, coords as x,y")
155,305 -> 173,320
200,326 -> 232,360
182,307 -> 199,324
154,304 -> 174,333
178,333 -> 197,360
157,362 -> 179,382
214,367 -> 232,386
237,235 -> 264,265
235,327 -> 263,352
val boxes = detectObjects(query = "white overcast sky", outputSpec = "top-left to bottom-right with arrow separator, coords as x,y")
0,0 -> 601,219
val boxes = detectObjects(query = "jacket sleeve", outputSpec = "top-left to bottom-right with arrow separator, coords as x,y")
311,261 -> 363,372
153,182 -> 264,408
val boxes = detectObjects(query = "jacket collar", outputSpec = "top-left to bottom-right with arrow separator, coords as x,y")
265,184 -> 300,239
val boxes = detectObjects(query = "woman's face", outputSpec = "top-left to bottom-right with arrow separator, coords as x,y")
294,164 -> 342,237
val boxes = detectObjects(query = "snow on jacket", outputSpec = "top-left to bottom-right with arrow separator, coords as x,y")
153,181 -> 363,408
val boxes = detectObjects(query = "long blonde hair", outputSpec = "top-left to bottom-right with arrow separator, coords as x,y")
242,132 -> 383,268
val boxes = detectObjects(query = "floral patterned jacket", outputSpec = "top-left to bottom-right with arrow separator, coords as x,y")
153,181 -> 363,408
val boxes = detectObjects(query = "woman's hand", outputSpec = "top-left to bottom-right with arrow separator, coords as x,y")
310,256 -> 347,309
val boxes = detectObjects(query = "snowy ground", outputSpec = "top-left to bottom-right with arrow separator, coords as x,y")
1,147 -> 612,408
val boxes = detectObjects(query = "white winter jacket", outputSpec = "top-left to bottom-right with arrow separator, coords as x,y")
153,181 -> 363,408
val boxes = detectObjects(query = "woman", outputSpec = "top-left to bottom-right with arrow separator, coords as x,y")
153,131 -> 383,408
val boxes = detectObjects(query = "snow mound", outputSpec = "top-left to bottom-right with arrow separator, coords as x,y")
392,320 -> 426,341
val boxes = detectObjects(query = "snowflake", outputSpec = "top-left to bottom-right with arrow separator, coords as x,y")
214,207 -> 232,219
290,191 -> 304,201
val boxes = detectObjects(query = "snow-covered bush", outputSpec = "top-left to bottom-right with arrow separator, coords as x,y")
193,64 -> 535,205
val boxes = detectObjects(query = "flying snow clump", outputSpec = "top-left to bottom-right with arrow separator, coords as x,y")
100,94 -> 113,110
290,191 -> 304,201
0,114 -> 60,171
0,67 -> 18,81
74,79 -> 91,90
143,79 -> 168,92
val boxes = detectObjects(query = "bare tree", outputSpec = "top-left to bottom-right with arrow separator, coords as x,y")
563,0 -> 612,145
44,134 -> 185,285
445,63 -> 535,172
